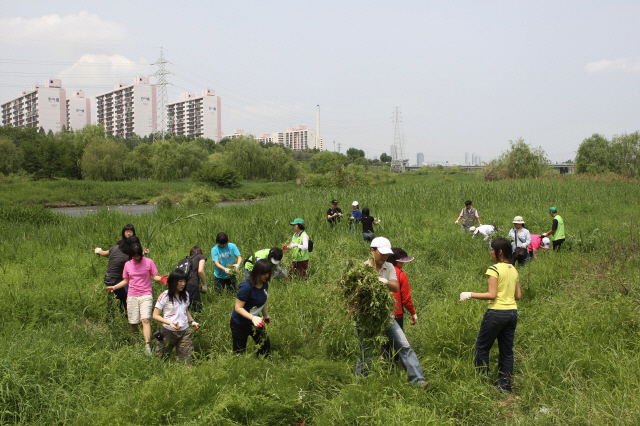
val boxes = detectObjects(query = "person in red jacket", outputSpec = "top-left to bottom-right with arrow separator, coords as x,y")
389,247 -> 417,330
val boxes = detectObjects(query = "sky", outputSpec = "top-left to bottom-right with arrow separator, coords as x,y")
1,1 -> 639,164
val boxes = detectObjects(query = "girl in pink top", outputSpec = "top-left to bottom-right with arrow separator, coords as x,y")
107,244 -> 165,354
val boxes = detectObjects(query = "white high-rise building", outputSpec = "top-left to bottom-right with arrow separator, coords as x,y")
1,78 -> 67,133
271,125 -> 322,151
66,91 -> 91,131
96,77 -> 157,138
257,133 -> 274,143
166,89 -> 221,140
222,129 -> 246,140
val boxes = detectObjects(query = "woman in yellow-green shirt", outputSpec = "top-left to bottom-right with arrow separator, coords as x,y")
459,237 -> 522,393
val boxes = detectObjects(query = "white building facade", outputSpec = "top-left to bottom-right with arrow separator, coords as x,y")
96,77 -> 157,138
166,89 -> 221,140
1,78 -> 67,133
222,129 -> 246,140
271,125 -> 323,151
66,90 -> 91,131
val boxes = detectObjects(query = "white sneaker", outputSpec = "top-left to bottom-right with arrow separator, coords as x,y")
145,345 -> 152,356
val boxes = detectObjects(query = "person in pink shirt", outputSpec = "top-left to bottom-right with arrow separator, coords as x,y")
107,243 -> 165,355
528,234 -> 550,259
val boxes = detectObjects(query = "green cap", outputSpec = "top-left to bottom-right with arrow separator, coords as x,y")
290,218 -> 305,225
548,207 -> 558,213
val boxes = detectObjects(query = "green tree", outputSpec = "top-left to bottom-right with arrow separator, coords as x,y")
346,147 -> 365,158
380,153 -> 392,163
81,139 -> 128,181
575,134 -> 613,174
483,138 -> 552,180
123,144 -> 154,179
611,132 -> 640,177
310,151 -> 344,173
0,137 -> 23,175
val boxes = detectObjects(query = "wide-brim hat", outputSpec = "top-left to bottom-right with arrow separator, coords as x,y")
290,218 -> 305,225
512,216 -> 525,224
396,255 -> 414,263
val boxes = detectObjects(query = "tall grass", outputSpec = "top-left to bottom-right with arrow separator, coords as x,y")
0,176 -> 639,424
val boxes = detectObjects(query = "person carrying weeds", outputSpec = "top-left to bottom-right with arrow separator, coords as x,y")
287,218 -> 309,279
459,237 -> 521,393
230,259 -> 272,356
152,269 -> 199,364
211,232 -> 242,294
349,201 -> 362,233
357,237 -> 429,388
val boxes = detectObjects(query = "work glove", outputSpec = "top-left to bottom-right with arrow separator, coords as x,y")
106,286 -> 114,293
252,316 -> 265,328
200,284 -> 207,293
378,277 -> 389,284
411,314 -> 418,325
459,292 -> 473,302
191,321 -> 200,331
287,243 -> 296,249
264,317 -> 271,324
160,275 -> 168,286
94,247 -> 102,255
143,247 -> 149,255
455,220 -> 459,225
170,322 -> 180,330
224,268 -> 231,275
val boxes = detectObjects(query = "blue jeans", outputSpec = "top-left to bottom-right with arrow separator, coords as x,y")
362,231 -> 375,242
474,309 -> 518,392
356,319 -> 425,384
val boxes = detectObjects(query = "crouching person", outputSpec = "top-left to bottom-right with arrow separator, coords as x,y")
152,270 -> 199,364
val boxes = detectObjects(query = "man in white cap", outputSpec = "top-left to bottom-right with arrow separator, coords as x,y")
244,247 -> 286,279
349,201 -> 362,233
355,237 -> 429,388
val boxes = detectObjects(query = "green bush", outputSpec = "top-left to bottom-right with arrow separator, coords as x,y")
155,194 -> 175,209
194,163 -> 240,187
180,186 -> 221,208
482,138 -> 552,180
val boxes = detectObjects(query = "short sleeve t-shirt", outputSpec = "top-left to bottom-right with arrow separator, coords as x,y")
155,290 -> 190,331
327,207 -> 342,223
231,279 -> 269,325
529,234 -> 542,251
187,254 -> 207,287
486,262 -> 518,310
211,243 -> 241,279
361,216 -> 376,233
245,249 -> 270,273
351,209 -> 362,220
105,244 -> 130,281
123,257 -> 158,297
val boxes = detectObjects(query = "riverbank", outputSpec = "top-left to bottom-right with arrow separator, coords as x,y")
0,179 -> 300,207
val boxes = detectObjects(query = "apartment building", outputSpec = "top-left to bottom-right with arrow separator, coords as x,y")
222,129 -> 246,140
1,78 -> 67,133
66,90 -> 91,131
96,77 -> 157,138
273,125 -> 316,151
166,89 -> 221,140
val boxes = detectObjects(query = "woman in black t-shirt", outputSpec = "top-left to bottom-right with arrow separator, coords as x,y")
360,208 -> 380,243
95,224 -> 137,312
186,246 -> 207,313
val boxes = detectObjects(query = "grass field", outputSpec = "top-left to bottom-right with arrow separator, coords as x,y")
0,176 -> 639,425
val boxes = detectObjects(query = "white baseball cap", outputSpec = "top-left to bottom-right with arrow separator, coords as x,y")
469,226 -> 477,232
542,237 -> 551,249
352,201 -> 359,206
370,237 -> 393,254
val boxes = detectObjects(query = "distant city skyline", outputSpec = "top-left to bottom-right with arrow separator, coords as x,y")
2,2 -> 639,163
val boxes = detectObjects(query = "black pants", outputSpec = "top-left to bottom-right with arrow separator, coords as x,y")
186,281 -> 202,313
214,277 -> 236,295
552,239 -> 564,251
230,318 -> 270,356
474,309 -> 518,392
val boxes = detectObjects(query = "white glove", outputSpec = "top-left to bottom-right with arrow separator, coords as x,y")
287,243 -> 296,249
171,322 -> 180,330
224,268 -> 231,275
378,277 -> 389,284
252,316 -> 264,327
411,314 -> 418,325
200,284 -> 207,293
459,292 -> 473,302
191,321 -> 200,331
94,247 -> 102,254
455,220 -> 459,225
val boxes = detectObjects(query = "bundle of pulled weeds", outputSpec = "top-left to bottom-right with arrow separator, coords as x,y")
336,259 -> 395,341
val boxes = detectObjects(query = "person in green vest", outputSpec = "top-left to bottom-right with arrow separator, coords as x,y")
287,218 -> 310,280
543,207 -> 565,251
244,247 -> 285,280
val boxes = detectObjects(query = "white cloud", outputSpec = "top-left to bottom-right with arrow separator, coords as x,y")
0,11 -> 127,46
57,54 -> 151,92
585,56 -> 640,73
